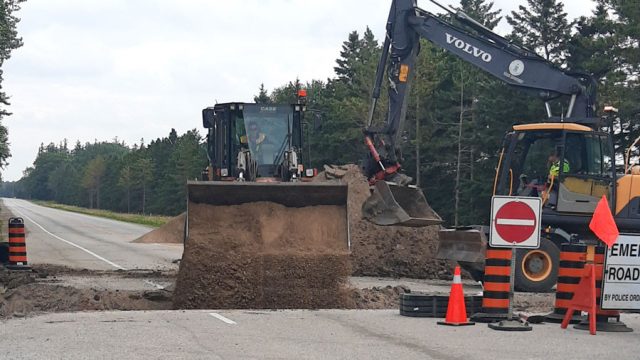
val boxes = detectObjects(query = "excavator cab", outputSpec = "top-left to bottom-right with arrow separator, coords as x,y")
439,122 -> 616,292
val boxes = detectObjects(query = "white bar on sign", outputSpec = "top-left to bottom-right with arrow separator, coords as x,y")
496,219 -> 535,226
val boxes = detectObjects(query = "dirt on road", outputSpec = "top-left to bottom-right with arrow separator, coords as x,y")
173,201 -> 351,309
0,265 -> 174,319
0,264 -> 555,319
133,213 -> 185,244
315,165 -> 450,279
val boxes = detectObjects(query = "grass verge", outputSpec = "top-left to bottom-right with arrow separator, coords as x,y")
34,201 -> 171,228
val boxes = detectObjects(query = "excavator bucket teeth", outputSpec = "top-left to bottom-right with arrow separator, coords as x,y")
362,181 -> 442,227
436,227 -> 487,263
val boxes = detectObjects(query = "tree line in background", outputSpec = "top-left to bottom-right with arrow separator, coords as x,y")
1,0 -> 639,225
1,130 -> 206,216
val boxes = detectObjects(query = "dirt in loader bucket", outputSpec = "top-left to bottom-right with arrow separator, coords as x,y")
362,181 -> 442,227
173,181 -> 351,309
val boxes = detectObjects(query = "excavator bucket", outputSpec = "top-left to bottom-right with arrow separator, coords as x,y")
436,226 -> 487,263
361,181 -> 442,227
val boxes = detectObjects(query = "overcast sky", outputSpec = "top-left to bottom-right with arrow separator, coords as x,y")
2,0 -> 595,181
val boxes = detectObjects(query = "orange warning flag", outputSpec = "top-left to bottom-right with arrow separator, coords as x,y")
589,195 -> 619,247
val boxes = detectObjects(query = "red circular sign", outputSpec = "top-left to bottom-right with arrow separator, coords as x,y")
494,201 -> 537,243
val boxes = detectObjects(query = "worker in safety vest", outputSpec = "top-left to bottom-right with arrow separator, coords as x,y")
548,151 -> 570,179
545,150 -> 570,207
247,121 -> 267,152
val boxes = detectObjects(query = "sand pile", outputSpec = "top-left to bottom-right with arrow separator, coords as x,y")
173,202 -> 351,309
316,165 -> 449,279
133,213 -> 185,244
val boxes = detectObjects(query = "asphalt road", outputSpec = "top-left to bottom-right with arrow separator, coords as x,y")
1,198 -> 182,271
2,309 -> 640,360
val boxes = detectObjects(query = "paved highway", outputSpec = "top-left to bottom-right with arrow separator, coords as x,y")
1,198 -> 182,270
1,309 -> 640,359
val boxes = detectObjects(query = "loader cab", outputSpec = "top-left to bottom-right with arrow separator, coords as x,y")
202,102 -> 306,181
494,123 -> 615,234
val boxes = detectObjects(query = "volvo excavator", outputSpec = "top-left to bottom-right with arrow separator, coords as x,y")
362,0 -> 640,292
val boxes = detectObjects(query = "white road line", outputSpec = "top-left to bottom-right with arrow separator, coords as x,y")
496,219 -> 535,226
209,312 -> 237,325
10,207 -> 127,270
143,280 -> 166,290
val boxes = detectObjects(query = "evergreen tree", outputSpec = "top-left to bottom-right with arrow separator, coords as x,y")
253,83 -> 270,104
506,0 -> 573,64
118,165 -> 133,213
82,155 -> 106,209
334,30 -> 361,82
134,157 -> 154,214
458,0 -> 501,28
0,0 -> 26,177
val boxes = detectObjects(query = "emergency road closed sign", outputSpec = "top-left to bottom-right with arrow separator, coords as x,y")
489,196 -> 541,249
602,234 -> 640,310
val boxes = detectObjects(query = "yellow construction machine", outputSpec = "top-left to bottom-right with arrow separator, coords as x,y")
362,0 -> 640,292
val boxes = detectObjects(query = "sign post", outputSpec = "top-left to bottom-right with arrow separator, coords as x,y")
602,234 -> 640,310
488,196 -> 541,331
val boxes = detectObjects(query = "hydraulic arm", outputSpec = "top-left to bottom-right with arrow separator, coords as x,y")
363,0 -> 597,184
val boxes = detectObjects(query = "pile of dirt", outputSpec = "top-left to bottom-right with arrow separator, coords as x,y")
315,165 -> 449,279
173,202 -> 351,309
349,285 -> 409,309
0,266 -> 172,319
133,213 -> 185,244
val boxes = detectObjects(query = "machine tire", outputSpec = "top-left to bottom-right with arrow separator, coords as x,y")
514,237 -> 560,293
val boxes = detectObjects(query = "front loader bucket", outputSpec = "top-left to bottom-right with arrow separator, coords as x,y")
186,181 -> 350,248
177,180 -> 351,309
436,226 -> 487,263
362,181 -> 442,227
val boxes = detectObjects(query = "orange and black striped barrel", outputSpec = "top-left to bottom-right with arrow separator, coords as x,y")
8,217 -> 28,267
545,243 -> 586,323
480,247 -> 512,314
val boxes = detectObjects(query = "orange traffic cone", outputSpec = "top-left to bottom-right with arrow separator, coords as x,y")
438,266 -> 475,326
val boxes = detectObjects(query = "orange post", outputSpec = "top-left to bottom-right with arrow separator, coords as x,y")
7,217 -> 30,270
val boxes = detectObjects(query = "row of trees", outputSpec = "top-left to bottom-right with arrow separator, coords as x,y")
2,0 -> 639,225
2,130 -> 206,216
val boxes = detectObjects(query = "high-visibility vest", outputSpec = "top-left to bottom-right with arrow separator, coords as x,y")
549,159 -> 570,177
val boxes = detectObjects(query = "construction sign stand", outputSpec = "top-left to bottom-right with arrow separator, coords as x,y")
561,264 -> 597,335
487,196 -> 541,332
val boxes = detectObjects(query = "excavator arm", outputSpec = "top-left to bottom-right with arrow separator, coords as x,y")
362,0 -> 597,227
364,0 -> 596,182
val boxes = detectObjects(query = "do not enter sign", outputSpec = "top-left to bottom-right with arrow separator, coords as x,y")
490,196 -> 541,249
